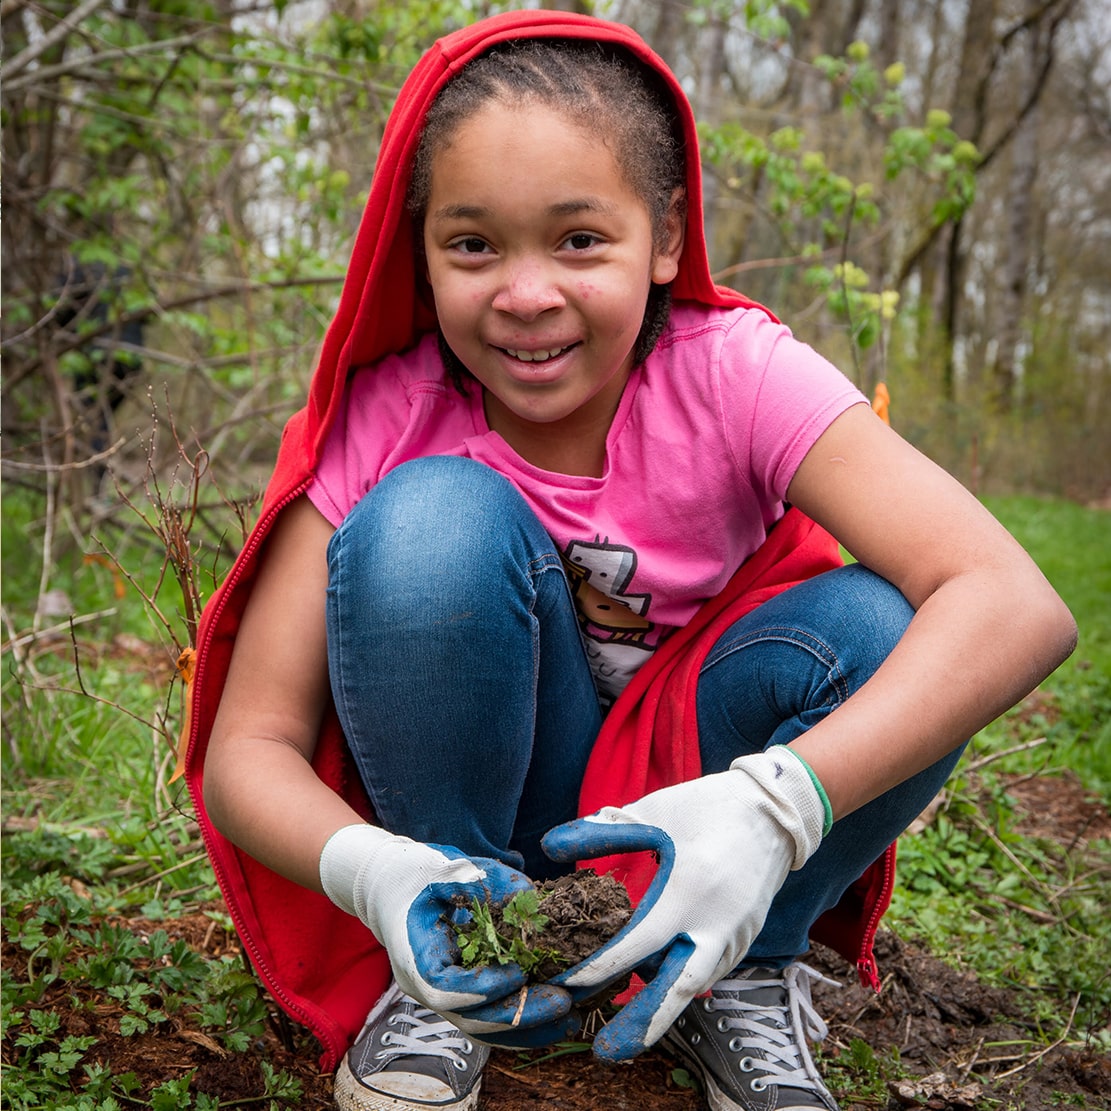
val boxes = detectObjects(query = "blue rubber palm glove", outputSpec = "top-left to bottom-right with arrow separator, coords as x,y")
541,746 -> 831,1061
320,825 -> 575,1041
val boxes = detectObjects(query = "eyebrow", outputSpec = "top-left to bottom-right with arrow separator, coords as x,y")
429,197 -> 621,223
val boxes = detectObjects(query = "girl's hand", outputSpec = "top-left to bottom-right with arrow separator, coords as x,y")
540,746 -> 828,1060
319,825 -> 575,1039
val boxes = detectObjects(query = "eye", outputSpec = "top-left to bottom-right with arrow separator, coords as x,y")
563,232 -> 602,252
449,236 -> 491,256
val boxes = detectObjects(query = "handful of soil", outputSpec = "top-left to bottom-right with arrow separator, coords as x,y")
454,870 -> 632,982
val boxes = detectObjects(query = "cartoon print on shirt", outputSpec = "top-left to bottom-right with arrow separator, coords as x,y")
562,538 -> 656,703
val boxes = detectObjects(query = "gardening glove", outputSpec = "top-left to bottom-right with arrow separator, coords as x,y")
320,824 -> 575,1040
541,745 -> 831,1061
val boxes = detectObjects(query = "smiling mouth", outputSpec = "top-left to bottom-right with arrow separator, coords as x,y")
502,344 -> 575,363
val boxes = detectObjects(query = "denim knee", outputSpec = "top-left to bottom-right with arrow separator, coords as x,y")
696,564 -> 915,768
327,456 -> 563,620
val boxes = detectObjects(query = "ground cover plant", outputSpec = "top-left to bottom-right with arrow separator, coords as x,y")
2,476 -> 1109,1108
456,872 -> 634,983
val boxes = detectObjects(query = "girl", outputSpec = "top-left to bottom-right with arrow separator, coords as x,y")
189,11 -> 1076,1111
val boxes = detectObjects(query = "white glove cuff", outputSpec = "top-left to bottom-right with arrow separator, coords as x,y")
728,747 -> 828,868
319,823 -> 394,918
774,747 -> 834,836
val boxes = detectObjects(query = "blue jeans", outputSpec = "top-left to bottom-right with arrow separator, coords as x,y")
325,456 -> 963,963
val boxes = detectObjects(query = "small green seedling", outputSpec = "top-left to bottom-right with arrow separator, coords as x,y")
455,889 -> 562,976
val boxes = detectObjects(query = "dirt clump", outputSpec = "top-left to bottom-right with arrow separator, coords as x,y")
527,870 -> 633,979
454,870 -> 632,982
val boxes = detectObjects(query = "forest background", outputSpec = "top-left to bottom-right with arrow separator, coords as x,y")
5,0 -> 1110,506
2,1 -> 1110,1109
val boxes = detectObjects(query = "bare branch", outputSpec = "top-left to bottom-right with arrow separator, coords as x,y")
1,438 -> 126,473
1,0 -> 110,81
3,32 -> 211,96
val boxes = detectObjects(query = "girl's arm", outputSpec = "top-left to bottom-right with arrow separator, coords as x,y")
203,495 -> 357,892
784,402 -> 1077,820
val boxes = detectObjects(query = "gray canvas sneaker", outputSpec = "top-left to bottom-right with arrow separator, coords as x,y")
661,964 -> 841,1111
333,983 -> 489,1111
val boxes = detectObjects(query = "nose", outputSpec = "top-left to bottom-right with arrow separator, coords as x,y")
491,257 -> 565,321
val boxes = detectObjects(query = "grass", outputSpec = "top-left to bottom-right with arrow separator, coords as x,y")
2,486 -> 1109,1105
885,496 -> 1111,1050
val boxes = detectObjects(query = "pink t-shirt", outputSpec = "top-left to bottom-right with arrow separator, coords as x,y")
309,302 -> 866,702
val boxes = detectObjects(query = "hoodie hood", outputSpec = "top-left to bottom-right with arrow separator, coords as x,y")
295,9 -> 772,476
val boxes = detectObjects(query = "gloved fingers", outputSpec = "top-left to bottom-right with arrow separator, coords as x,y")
596,939 -> 731,1062
590,937 -> 715,1062
547,844 -> 679,996
542,813 -> 668,865
423,854 -> 534,914
452,983 -> 574,1032
460,1011 -> 583,1049
403,899 -> 529,1008
457,854 -> 535,903
417,955 -> 530,1009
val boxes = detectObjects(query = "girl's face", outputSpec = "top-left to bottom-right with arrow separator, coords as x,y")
423,100 -> 682,472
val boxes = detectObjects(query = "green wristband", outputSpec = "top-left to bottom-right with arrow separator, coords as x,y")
780,747 -> 834,836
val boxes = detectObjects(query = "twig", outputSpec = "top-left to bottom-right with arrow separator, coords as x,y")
1,0 -> 111,80
1,609 -> 117,653
963,736 -> 1051,773
967,810 -> 1063,914
991,895 -> 1058,925
115,852 -> 209,895
958,1035 -> 986,1081
511,986 -> 528,1028
3,32 -> 209,95
38,666 -> 173,741
31,427 -> 63,640
994,994 -> 1081,1079
1,437 -> 126,472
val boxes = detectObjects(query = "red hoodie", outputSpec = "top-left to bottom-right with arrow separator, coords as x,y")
184,9 -> 894,1070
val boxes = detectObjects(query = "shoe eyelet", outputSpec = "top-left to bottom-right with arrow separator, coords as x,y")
690,1034 -> 701,1046
701,999 -> 714,1012
380,1032 -> 393,1046
751,1079 -> 767,1092
716,1016 -> 730,1032
462,1040 -> 473,1054
728,1037 -> 743,1052
454,1058 -> 468,1071
676,1017 -> 686,1029
739,1057 -> 755,1072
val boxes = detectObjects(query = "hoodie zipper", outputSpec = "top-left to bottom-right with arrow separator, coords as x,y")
856,843 -> 896,993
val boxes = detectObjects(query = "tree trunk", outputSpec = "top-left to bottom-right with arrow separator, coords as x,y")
938,0 -> 998,399
993,26 -> 1043,411
697,12 -> 729,258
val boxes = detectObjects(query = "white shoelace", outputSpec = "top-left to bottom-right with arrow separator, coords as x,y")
708,964 -> 839,1093
375,997 -> 474,1069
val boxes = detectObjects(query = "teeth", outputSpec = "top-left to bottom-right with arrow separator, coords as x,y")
506,346 -> 567,363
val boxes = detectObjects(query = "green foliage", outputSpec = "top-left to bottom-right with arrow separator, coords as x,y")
696,31 -> 989,387
986,496 -> 1111,794
0,872 -> 302,1109
3,0 -> 507,508
887,497 -> 1111,1046
699,36 -> 978,364
817,1038 -> 905,1103
455,889 -> 561,976
687,0 -> 809,40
